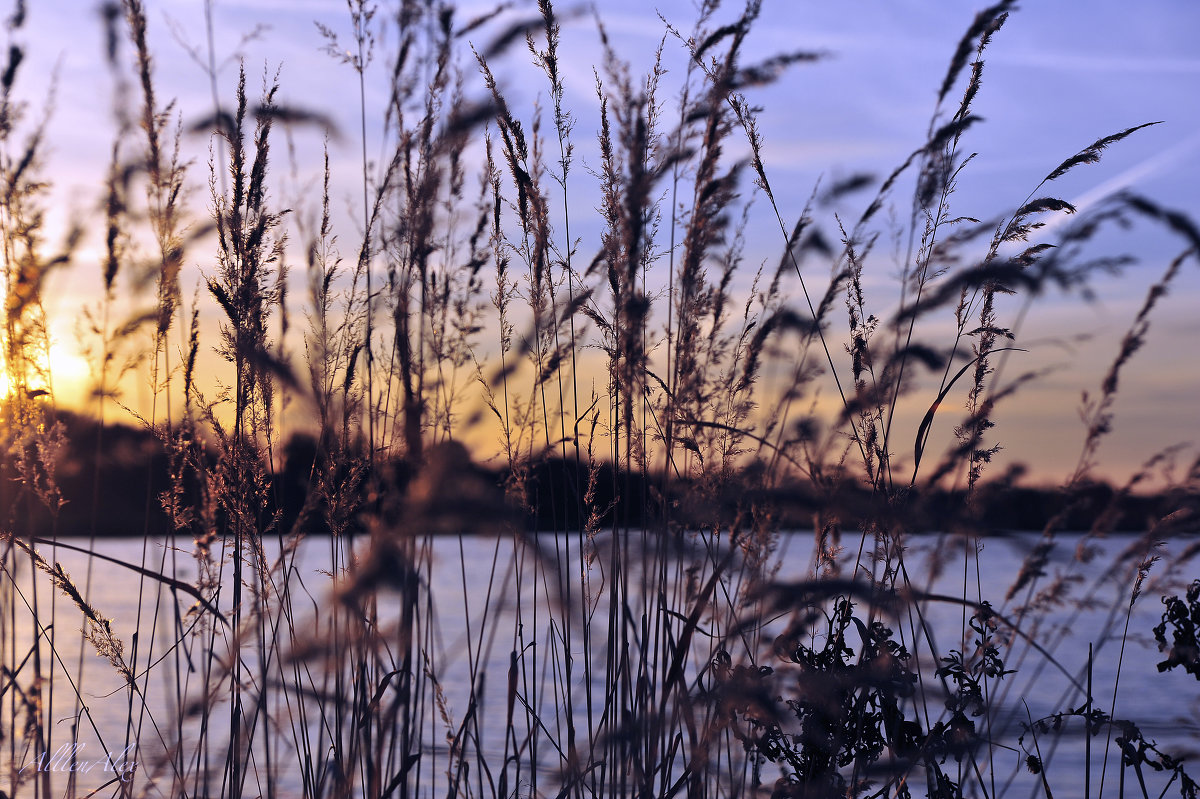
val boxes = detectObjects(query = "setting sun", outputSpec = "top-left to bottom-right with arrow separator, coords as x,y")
0,341 -> 90,405
45,345 -> 91,403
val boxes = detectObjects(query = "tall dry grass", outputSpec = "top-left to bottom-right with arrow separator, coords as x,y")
1,1 -> 1199,798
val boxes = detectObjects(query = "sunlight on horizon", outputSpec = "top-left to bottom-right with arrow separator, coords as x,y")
0,0 -> 1194,486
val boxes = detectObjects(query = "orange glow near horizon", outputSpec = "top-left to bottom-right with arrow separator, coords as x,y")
0,0 -> 1191,496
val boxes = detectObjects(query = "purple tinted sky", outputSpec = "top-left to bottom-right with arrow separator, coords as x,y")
15,0 -> 1200,485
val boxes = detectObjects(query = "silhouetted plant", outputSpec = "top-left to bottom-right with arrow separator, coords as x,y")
2,1 -> 1200,798
1154,580 -> 1200,679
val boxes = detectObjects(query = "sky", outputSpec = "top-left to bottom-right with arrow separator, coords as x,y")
8,0 -> 1200,487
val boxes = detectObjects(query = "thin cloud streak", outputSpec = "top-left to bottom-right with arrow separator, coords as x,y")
996,51 -> 1200,75
1034,129 -> 1200,237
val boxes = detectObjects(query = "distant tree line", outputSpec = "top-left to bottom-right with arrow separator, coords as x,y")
17,411 -> 1193,538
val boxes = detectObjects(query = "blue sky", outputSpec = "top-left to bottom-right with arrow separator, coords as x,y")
13,0 -> 1200,485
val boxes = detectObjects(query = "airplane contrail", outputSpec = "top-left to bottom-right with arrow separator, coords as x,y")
1058,128 -> 1200,222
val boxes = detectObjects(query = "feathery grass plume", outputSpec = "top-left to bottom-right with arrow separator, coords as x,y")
4,538 -> 135,685
207,65 -> 288,439
589,22 -> 666,497
375,4 -> 486,469
665,33 -> 743,477
1044,122 -> 1164,183
1074,247 -> 1191,490
420,80 -> 492,444
316,0 -> 378,459
303,143 -> 362,448
0,72 -> 67,411
123,0 -> 187,372
197,61 -> 290,799
937,0 -> 1014,106
0,6 -> 86,795
529,0 -> 589,562
672,7 -> 880,494
992,241 -> 1198,601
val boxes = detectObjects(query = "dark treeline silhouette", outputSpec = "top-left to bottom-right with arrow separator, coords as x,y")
16,411 -> 1194,538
